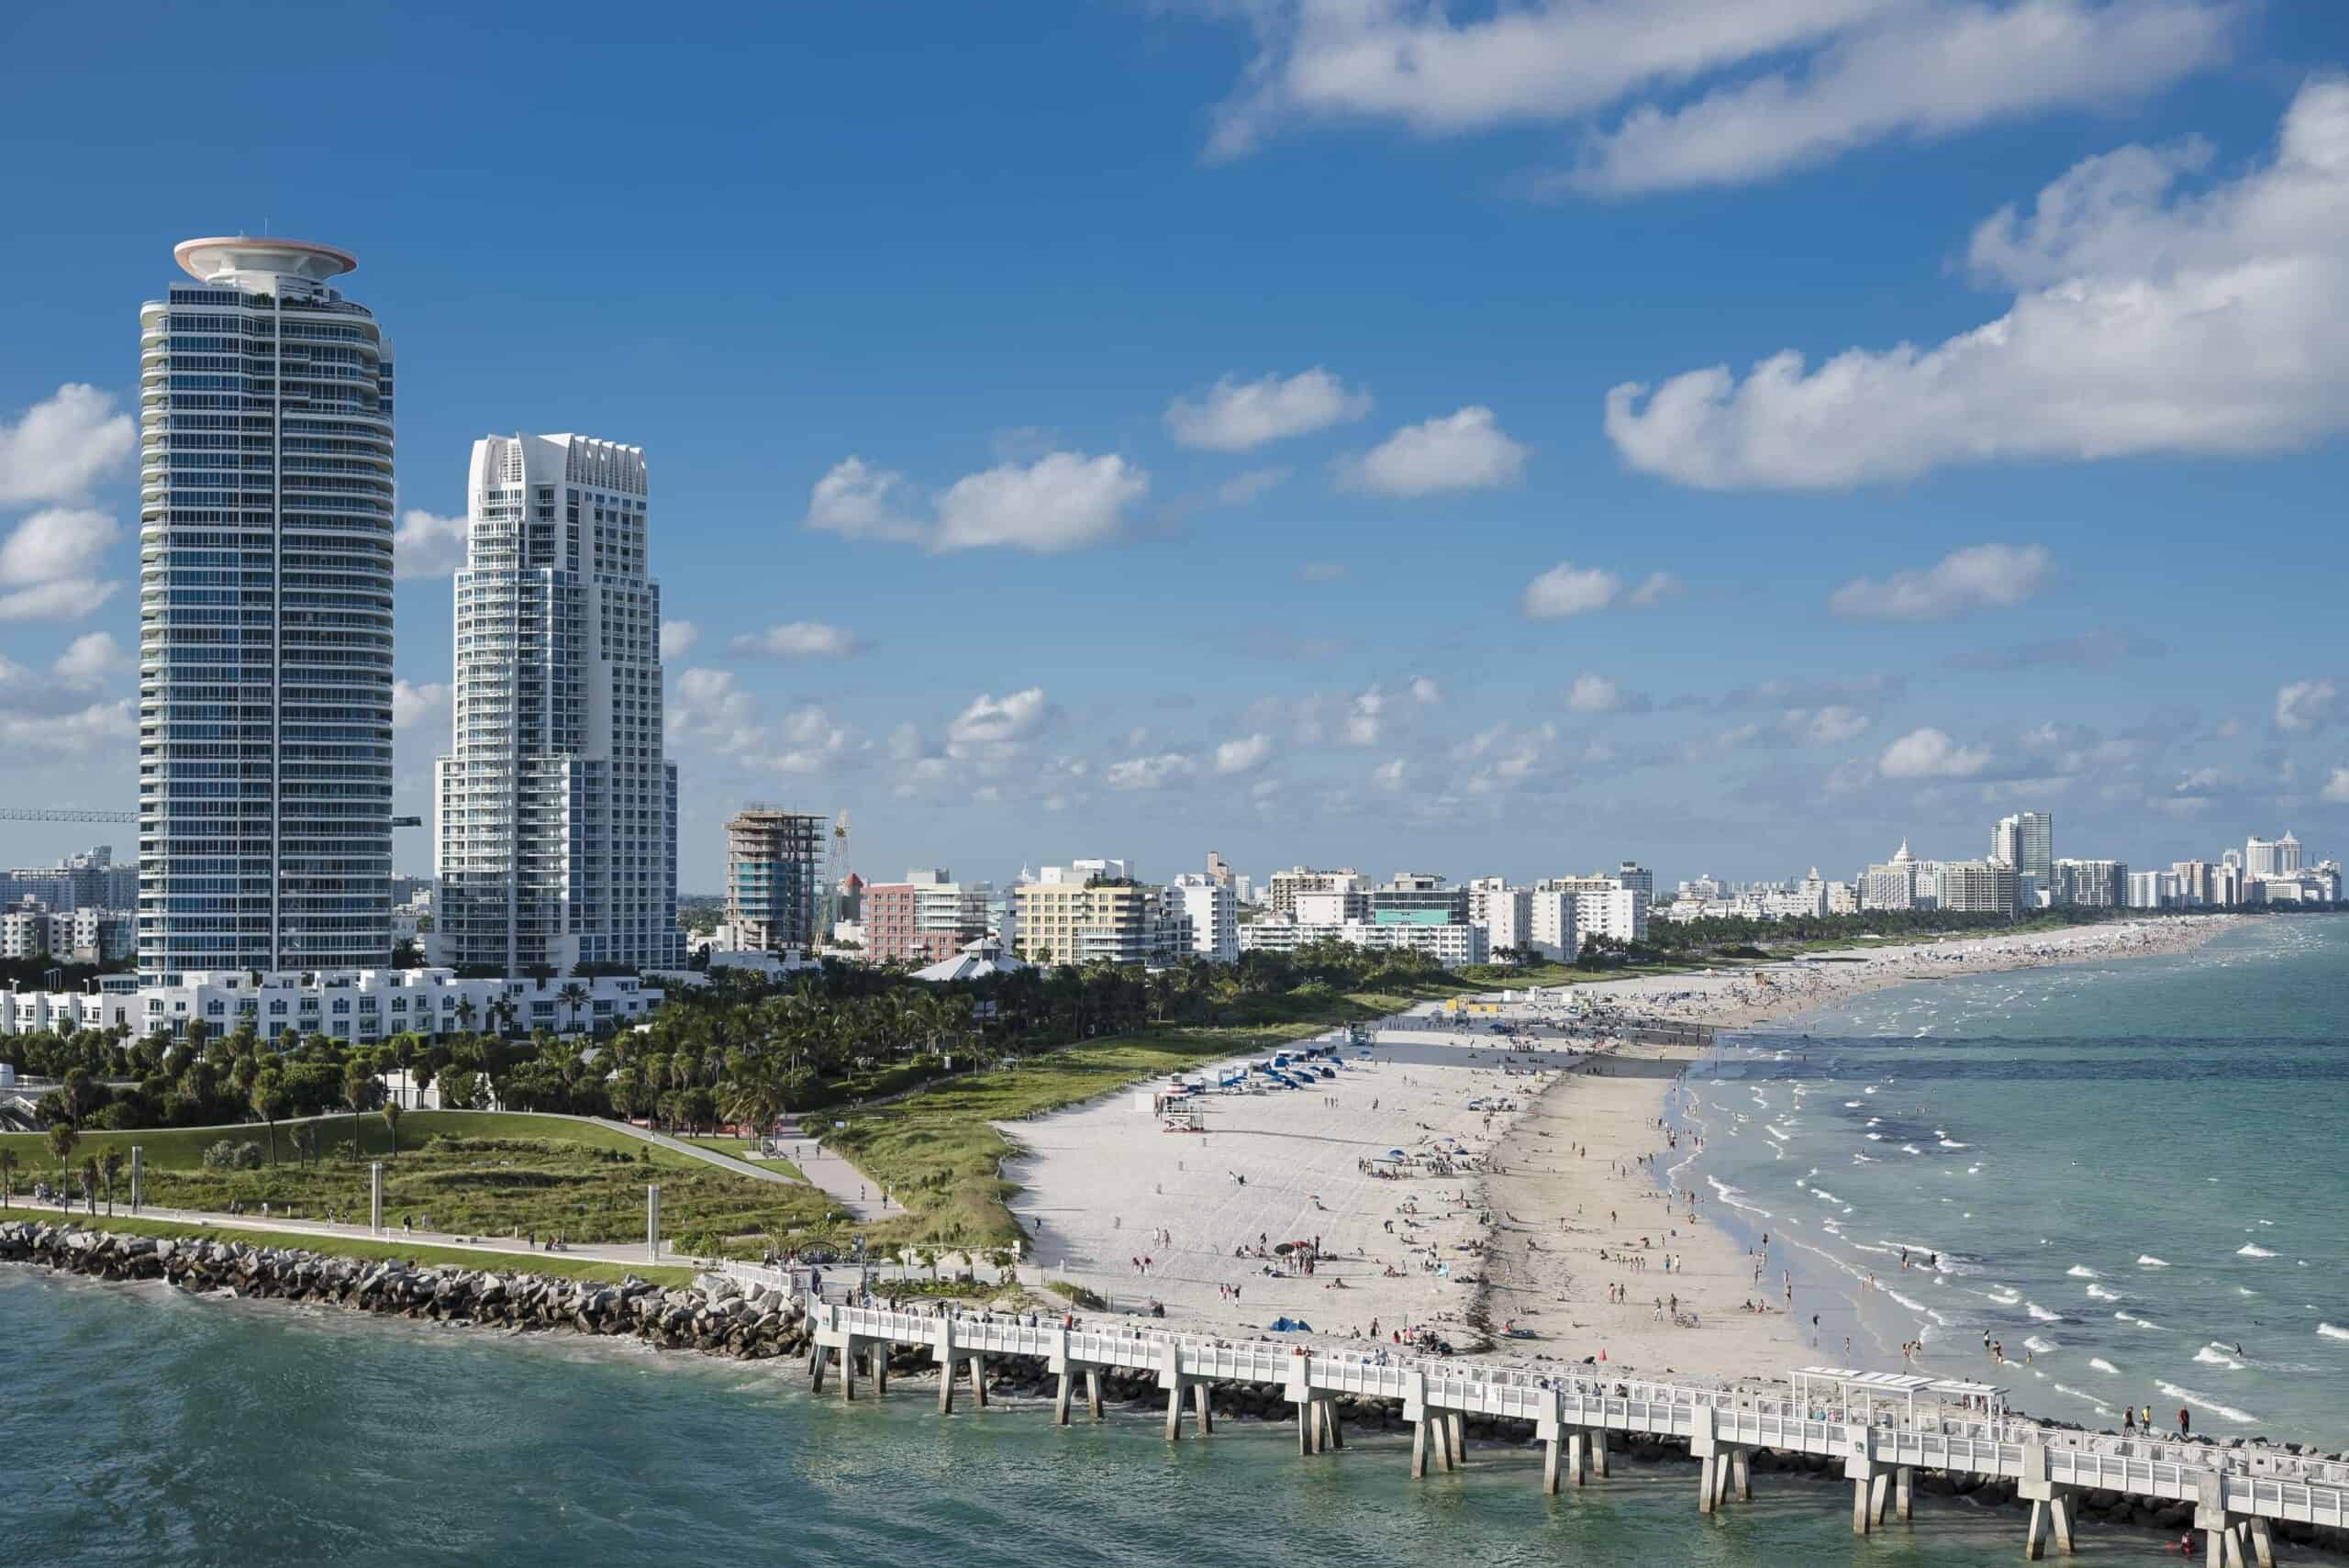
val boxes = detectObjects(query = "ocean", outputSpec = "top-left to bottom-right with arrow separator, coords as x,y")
6,916 -> 2341,1564
1682,915 -> 2349,1444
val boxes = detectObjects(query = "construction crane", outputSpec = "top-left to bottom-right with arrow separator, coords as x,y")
0,807 -> 424,828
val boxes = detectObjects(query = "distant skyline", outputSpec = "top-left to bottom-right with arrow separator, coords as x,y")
2,3 -> 2346,892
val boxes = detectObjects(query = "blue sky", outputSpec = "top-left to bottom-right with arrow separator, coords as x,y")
2,0 -> 2345,894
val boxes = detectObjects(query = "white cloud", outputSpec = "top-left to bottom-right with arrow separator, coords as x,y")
1879,726 -> 1993,779
391,679 -> 450,732
1342,684 -> 1386,747
51,631 -> 129,688
1606,81 -> 2349,489
0,697 -> 134,754
2321,766 -> 2349,805
1522,562 -> 1621,619
1558,1 -> 2234,196
0,506 -> 119,622
1566,673 -> 1621,714
0,384 -> 136,506
1795,705 -> 1872,744
807,451 -> 1149,554
731,620 -> 863,659
660,620 -> 698,660
1214,732 -> 1274,774
667,668 -> 764,755
1166,368 -> 1372,451
1830,543 -> 2052,620
393,509 -> 469,580
1372,757 -> 1409,792
804,456 -> 928,543
1408,675 -> 1441,706
948,687 -> 1051,753
1107,751 -> 1197,790
1626,571 -> 1683,607
1217,466 -> 1292,506
769,704 -> 852,773
2276,677 -> 2336,733
1337,406 -> 1527,496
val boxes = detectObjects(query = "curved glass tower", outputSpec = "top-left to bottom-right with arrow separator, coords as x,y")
138,238 -> 395,982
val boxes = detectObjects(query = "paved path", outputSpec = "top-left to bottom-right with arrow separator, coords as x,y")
38,1199 -> 677,1273
780,1124 -> 890,1224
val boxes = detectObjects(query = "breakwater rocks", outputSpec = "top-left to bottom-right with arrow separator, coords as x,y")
0,1220 -> 817,1360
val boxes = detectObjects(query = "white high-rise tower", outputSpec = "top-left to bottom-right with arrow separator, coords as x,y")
138,239 -> 395,982
432,434 -> 681,974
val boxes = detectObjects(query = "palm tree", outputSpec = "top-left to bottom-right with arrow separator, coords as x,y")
558,981 -> 590,1034
100,1148 -> 125,1216
382,1099 -> 403,1158
250,1071 -> 286,1165
0,1148 -> 17,1208
46,1122 -> 79,1187
720,1072 -> 783,1141
453,995 -> 478,1036
342,1060 -> 375,1161
80,1155 -> 99,1216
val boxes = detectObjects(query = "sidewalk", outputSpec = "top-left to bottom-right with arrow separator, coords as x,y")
775,1122 -> 889,1225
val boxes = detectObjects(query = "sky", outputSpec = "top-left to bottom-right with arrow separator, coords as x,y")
2,0 -> 2346,895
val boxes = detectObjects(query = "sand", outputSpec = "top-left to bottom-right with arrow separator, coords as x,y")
1004,917 -> 2233,1385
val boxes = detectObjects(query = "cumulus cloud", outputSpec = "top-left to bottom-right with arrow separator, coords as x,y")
667,668 -> 764,755
947,687 -> 1052,754
1626,571 -> 1683,607
1337,406 -> 1527,496
1831,543 -> 2052,620
51,631 -> 129,688
769,704 -> 852,773
2276,677 -> 2336,733
1566,673 -> 1621,714
1606,81 -> 2349,489
393,509 -> 470,579
1372,757 -> 1409,791
1520,562 -> 1618,619
1107,751 -> 1197,790
0,698 -> 134,754
1198,0 -> 2228,188
1555,1 -> 2235,196
731,620 -> 863,659
391,679 -> 450,731
1342,684 -> 1386,747
2321,766 -> 2349,805
0,507 -> 120,621
1166,368 -> 1372,450
1214,733 -> 1274,774
1408,676 -> 1441,706
660,620 -> 698,660
1793,705 -> 1872,744
1879,726 -> 1993,779
807,452 -> 1149,553
0,384 -> 136,506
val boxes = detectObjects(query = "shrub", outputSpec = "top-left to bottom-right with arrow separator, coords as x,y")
201,1140 -> 242,1171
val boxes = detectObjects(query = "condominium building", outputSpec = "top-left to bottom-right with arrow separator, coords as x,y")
2052,858 -> 2128,907
0,848 -> 139,914
432,434 -> 681,973
1536,872 -> 1646,943
1167,873 -> 1240,963
1862,841 -> 1923,911
1264,866 -> 1366,920
2245,832 -> 2303,878
139,238 -> 396,980
2,904 -> 133,963
863,869 -> 995,967
1467,877 -> 1530,955
2128,870 -> 2179,909
725,807 -> 829,953
1526,887 -> 1578,960
1238,917 -> 1488,968
1935,859 -> 2019,915
1369,874 -> 1470,927
1013,863 -> 1189,967
1992,812 -> 2054,891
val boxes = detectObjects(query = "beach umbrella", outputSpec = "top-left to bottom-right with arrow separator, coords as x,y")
1386,1149 -> 1407,1160
1273,1241 -> 1296,1255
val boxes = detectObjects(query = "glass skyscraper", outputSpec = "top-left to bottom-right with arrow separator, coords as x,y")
433,435 -> 682,974
138,239 -> 395,982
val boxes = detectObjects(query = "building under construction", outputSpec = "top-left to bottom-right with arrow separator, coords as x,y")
725,806 -> 829,953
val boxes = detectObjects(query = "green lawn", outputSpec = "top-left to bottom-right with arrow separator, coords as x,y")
2,1112 -> 843,1250
675,1135 -> 807,1183
11,1211 -> 696,1287
826,981 -> 1476,1251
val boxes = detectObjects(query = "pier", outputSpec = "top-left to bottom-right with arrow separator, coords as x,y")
807,1298 -> 2344,1564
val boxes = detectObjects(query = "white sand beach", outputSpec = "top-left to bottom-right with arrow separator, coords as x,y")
1006,917 -> 2232,1384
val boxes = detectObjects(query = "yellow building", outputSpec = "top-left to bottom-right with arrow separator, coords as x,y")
1014,865 -> 1185,967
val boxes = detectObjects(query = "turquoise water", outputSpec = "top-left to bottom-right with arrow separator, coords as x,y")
6,919 -> 2341,1565
1685,916 -> 2349,1444
0,1267 -> 2188,1566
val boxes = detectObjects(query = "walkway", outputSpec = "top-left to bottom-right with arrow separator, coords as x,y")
27,1197 -> 673,1273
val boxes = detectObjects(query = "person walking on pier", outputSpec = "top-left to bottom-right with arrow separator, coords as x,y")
2178,1407 -> 2191,1439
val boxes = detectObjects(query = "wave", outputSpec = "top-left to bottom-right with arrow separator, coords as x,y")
1900,1144 -> 1921,1155
2194,1345 -> 2244,1370
2137,1256 -> 2171,1267
2026,1302 -> 2063,1323
2320,1324 -> 2349,1342
1983,1288 -> 2022,1307
2086,1284 -> 2121,1301
2116,1311 -> 2169,1331
2155,1382 -> 2261,1426
2025,1335 -> 2060,1354
2052,1383 -> 2112,1414
1938,1139 -> 1969,1149
2236,1245 -> 2276,1259
1706,1175 -> 1773,1220
2088,1358 -> 2121,1375
2065,1266 -> 2100,1279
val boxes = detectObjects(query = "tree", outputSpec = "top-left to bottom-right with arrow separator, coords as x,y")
290,1123 -> 317,1168
0,1147 -> 17,1207
342,1059 -> 376,1161
558,981 -> 590,1035
100,1147 -> 125,1216
382,1099 -> 403,1157
250,1070 -> 289,1165
46,1122 -> 79,1181
80,1155 -> 99,1215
